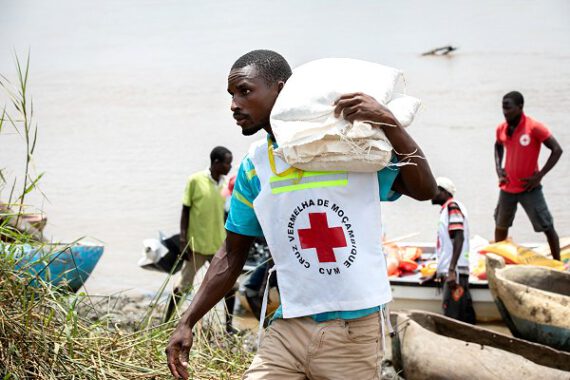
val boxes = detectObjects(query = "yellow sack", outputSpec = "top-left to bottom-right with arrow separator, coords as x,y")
481,240 -> 565,270
420,262 -> 437,277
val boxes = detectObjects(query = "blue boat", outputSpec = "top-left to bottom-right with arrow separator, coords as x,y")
5,243 -> 104,292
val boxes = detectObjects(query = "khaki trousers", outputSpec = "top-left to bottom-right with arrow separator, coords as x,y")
244,313 -> 384,380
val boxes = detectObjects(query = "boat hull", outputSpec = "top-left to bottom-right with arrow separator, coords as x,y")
10,244 -> 104,292
391,310 -> 570,380
486,254 -> 570,351
390,276 -> 500,322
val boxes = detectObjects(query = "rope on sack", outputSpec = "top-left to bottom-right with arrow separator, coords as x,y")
337,121 -> 392,162
385,147 -> 428,170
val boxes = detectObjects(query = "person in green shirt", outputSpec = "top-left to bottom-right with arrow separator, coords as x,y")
164,146 -> 235,332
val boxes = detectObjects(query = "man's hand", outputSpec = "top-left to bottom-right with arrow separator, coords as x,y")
166,323 -> 194,379
521,172 -> 543,192
446,270 -> 457,290
497,168 -> 509,186
334,93 -> 397,127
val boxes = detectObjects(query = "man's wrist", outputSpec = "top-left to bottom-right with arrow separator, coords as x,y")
381,113 -> 400,128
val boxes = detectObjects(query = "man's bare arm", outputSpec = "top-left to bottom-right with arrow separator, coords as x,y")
446,229 -> 464,288
494,142 -> 507,178
539,136 -> 563,178
180,205 -> 190,255
333,92 -> 436,201
166,231 -> 254,379
180,231 -> 252,327
521,136 -> 563,191
386,125 -> 437,201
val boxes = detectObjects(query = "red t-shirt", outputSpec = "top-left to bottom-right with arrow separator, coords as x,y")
496,114 -> 551,193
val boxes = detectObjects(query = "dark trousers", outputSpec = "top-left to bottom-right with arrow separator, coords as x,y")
442,274 -> 476,324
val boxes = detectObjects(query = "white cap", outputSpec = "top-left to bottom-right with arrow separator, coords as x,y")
436,177 -> 456,196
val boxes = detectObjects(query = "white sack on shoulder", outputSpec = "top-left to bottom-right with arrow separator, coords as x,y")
270,58 -> 421,172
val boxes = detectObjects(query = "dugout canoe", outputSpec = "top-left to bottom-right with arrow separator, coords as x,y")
390,310 -> 570,380
4,243 -> 104,292
485,253 -> 570,351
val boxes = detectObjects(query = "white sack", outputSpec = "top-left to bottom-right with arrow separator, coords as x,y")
270,58 -> 421,172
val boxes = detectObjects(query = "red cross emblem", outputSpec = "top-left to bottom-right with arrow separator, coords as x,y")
298,212 -> 347,263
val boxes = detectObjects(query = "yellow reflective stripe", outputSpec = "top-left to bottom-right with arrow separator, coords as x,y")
233,190 -> 253,208
269,170 -> 346,183
246,169 -> 257,180
271,179 -> 348,194
266,139 -> 348,193
267,139 -> 301,177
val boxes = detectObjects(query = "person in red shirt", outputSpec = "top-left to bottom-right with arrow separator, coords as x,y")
494,91 -> 563,260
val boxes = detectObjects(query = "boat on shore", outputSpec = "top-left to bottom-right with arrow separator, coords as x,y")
485,253 -> 570,351
388,242 -> 500,322
391,310 -> 570,380
4,243 -> 104,292
236,241 -> 500,321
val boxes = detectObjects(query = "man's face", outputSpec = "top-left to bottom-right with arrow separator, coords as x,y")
502,98 -> 522,124
227,65 -> 282,136
216,153 -> 233,176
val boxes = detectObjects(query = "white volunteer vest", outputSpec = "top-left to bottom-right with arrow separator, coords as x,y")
436,199 -> 470,275
249,139 -> 392,318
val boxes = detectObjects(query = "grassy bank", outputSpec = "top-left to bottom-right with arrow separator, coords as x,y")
0,54 -> 252,380
0,244 -> 253,379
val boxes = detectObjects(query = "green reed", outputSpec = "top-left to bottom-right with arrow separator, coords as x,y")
0,55 -> 252,380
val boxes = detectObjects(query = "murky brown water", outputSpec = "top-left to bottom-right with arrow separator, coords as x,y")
1,0 -> 568,294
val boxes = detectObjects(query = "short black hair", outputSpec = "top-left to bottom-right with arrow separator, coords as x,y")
503,91 -> 524,107
231,50 -> 292,85
210,146 -> 231,164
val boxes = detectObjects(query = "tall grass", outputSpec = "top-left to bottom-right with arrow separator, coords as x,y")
0,55 -> 253,379
0,52 -> 43,224
0,254 -> 252,379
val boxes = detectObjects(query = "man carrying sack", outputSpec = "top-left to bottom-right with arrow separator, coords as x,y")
166,50 -> 437,380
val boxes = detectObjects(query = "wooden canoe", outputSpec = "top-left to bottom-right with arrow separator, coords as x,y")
485,253 -> 570,351
391,310 -> 570,380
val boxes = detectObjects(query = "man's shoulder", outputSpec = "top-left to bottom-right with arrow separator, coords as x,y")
236,138 -> 268,171
524,115 -> 551,141
496,121 -> 507,133
187,170 -> 209,183
248,138 -> 269,158
524,115 -> 547,130
495,122 -> 508,142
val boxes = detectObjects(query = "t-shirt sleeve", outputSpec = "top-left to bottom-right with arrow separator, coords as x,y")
531,121 -> 552,142
496,124 -> 504,143
225,157 -> 264,237
182,176 -> 194,207
447,202 -> 465,232
377,155 -> 401,202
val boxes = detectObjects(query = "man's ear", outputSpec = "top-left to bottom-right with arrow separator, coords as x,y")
277,81 -> 285,93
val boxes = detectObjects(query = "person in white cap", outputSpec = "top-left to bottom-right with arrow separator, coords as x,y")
431,177 -> 476,323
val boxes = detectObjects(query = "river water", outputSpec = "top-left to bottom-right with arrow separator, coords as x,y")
1,0 -> 568,294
